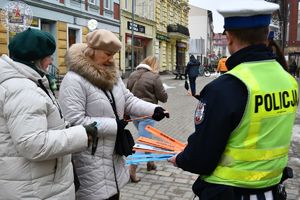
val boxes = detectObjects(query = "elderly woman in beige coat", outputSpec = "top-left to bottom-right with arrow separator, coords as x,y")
58,29 -> 169,200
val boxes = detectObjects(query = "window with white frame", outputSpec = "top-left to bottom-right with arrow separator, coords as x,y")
89,0 -> 96,5
149,0 -> 154,20
124,0 -> 128,10
104,0 -> 112,9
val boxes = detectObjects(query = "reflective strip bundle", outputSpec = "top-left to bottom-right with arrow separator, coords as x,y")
145,125 -> 186,150
126,125 -> 186,164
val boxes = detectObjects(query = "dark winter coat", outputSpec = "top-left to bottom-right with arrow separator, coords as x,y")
186,57 -> 200,78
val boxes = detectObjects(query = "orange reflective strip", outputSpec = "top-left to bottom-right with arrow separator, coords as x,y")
137,137 -> 182,152
145,125 -> 186,150
133,148 -> 175,154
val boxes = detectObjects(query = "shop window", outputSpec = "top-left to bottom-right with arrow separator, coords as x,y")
125,36 -> 149,70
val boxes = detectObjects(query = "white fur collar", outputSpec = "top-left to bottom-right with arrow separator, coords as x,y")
136,63 -> 152,71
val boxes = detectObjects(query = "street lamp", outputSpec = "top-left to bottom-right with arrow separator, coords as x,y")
131,0 -> 135,72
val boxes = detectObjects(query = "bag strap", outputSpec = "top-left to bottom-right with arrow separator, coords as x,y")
102,89 -> 121,194
102,90 -> 119,120
37,79 -> 63,119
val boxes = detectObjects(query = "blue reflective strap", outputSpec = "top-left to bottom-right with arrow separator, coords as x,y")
126,157 -> 171,165
128,153 -> 175,159
126,153 -> 174,164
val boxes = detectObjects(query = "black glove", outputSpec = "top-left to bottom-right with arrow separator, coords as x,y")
116,119 -> 128,133
152,107 -> 170,121
83,122 -> 98,155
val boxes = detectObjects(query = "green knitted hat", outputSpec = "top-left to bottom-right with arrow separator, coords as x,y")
8,28 -> 56,61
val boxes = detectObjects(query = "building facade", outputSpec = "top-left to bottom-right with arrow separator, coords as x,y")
0,0 -> 120,76
119,0 -> 190,76
212,33 -> 228,59
284,0 -> 300,55
120,0 -> 156,77
155,0 -> 190,73
188,5 -> 213,65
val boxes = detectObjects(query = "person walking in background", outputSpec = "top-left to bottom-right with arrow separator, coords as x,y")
168,1 -> 298,199
289,60 -> 297,78
58,29 -> 169,200
185,55 -> 200,96
126,56 -> 168,182
0,28 -> 97,200
216,56 -> 228,74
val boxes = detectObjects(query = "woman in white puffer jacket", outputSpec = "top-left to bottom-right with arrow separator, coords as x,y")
0,28 -> 93,200
58,29 -> 169,200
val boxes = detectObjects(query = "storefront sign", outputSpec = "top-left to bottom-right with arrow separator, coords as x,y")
127,21 -> 145,33
156,33 -> 169,41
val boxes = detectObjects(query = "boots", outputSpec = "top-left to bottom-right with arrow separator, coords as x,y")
147,161 -> 157,171
129,164 -> 141,183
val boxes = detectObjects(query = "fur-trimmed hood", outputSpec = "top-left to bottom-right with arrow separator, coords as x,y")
65,43 -> 118,90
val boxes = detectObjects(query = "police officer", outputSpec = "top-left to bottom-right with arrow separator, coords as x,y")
168,0 -> 298,199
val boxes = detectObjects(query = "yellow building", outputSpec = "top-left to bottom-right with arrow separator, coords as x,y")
120,0 -> 156,77
155,0 -> 190,72
120,0 -> 189,76
0,0 -> 120,81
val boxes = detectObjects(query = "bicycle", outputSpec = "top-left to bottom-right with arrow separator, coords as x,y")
199,65 -> 215,77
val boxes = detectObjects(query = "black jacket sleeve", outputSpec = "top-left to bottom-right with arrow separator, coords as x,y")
176,74 -> 248,175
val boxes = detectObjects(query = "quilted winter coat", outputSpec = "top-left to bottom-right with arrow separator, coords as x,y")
0,55 -> 88,200
58,43 -> 158,200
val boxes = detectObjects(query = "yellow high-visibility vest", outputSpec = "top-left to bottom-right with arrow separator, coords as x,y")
203,60 -> 298,188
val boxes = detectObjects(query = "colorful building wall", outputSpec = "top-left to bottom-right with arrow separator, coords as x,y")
285,0 -> 300,54
0,0 -> 120,77
155,0 -> 190,72
120,0 -> 156,77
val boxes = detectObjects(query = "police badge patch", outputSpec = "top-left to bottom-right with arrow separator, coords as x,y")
195,101 -> 206,125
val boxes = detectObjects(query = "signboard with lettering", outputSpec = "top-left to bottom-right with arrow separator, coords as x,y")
156,33 -> 169,41
127,21 -> 145,33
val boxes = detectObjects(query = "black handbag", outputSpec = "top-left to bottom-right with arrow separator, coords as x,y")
114,129 -> 135,157
102,90 -> 135,157
184,80 -> 189,90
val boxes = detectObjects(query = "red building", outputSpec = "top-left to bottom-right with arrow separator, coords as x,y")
212,33 -> 228,58
285,0 -> 300,57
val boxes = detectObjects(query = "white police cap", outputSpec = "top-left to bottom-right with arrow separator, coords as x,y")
217,0 -> 279,30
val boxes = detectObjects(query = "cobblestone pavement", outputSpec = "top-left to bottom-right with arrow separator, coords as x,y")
121,74 -> 300,200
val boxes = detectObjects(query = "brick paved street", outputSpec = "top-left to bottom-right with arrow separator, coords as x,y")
121,74 -> 300,200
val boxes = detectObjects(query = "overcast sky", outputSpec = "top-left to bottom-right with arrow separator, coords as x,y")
189,0 -> 224,33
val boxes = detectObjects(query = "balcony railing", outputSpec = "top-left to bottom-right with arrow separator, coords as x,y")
167,24 -> 190,37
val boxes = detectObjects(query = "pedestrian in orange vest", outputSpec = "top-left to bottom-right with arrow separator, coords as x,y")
216,56 -> 228,74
